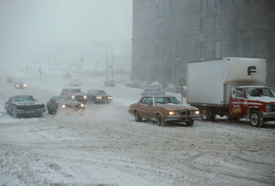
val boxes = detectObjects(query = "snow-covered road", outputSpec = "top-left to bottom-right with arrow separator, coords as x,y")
0,68 -> 275,185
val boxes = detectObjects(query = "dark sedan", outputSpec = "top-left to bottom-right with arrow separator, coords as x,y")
5,95 -> 46,118
86,90 -> 113,104
104,80 -> 116,87
46,95 -> 85,114
14,82 -> 27,89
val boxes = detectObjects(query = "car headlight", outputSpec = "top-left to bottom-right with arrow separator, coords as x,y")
62,105 -> 66,108
266,104 -> 271,112
16,84 -> 19,87
23,84 -> 27,87
71,95 -> 75,99
84,95 -> 87,99
80,104 -> 85,107
169,111 -> 176,115
96,96 -> 102,100
108,96 -> 112,100
193,110 -> 200,115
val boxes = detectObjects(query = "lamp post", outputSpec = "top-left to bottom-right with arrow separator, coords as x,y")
72,46 -> 84,76
108,45 -> 114,80
96,44 -> 109,80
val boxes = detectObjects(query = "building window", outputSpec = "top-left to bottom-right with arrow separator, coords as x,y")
155,44 -> 160,58
215,14 -> 220,33
243,38 -> 250,57
215,40 -> 221,58
155,23 -> 162,38
208,0 -> 215,9
201,0 -> 207,11
200,41 -> 206,59
215,0 -> 221,7
222,0 -> 233,5
200,17 -> 206,34
164,0 -> 171,17
175,42 -> 180,58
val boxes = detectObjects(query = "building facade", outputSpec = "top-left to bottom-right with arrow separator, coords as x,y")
131,0 -> 275,86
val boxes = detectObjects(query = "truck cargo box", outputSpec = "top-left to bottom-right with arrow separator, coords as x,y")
187,57 -> 266,106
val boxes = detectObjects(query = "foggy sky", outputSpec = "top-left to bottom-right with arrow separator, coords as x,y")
0,0 -> 132,68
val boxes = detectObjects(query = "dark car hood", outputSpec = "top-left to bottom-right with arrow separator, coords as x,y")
57,101 -> 81,106
13,101 -> 44,106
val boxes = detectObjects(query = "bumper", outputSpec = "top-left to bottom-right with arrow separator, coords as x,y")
166,114 -> 200,122
262,112 -> 275,119
17,108 -> 46,115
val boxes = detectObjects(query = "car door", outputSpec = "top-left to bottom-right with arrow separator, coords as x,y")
138,97 -> 154,119
48,97 -> 57,111
229,87 -> 246,117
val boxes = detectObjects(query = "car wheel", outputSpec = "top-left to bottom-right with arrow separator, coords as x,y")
156,114 -> 165,126
134,111 -> 142,122
186,120 -> 194,126
13,108 -> 19,118
201,108 -> 215,121
47,107 -> 53,114
250,111 -> 262,127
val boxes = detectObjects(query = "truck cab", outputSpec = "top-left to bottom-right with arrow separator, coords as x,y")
229,86 -> 275,127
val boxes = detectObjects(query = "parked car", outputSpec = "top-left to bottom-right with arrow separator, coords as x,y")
86,90 -> 112,104
46,95 -> 85,114
141,86 -> 165,96
6,77 -> 14,83
104,80 -> 116,87
61,88 -> 87,103
14,82 -> 27,89
69,79 -> 82,86
5,95 -> 46,118
129,95 -> 200,126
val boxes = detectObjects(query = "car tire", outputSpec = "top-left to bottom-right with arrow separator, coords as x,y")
250,111 -> 262,127
186,120 -> 194,126
156,114 -> 165,126
201,108 -> 215,121
13,108 -> 19,118
134,111 -> 142,122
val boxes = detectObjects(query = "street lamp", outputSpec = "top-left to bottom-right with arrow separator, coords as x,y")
72,46 -> 84,76
96,44 -> 109,80
108,45 -> 114,80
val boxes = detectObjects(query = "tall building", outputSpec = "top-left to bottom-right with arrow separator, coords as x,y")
132,0 -> 275,86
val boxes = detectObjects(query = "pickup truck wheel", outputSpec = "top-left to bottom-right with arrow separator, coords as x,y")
134,111 -> 142,122
186,120 -> 194,126
250,111 -> 262,127
157,114 -> 165,126
201,108 -> 212,121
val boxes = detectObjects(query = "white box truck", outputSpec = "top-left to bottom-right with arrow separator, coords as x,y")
187,57 -> 275,127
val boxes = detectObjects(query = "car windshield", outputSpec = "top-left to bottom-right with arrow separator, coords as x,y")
154,97 -> 181,105
57,97 -> 74,102
14,96 -> 35,102
246,87 -> 274,97
69,89 -> 81,93
93,90 -> 107,95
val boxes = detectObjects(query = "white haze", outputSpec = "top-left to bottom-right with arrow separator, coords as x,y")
0,0 -> 132,71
